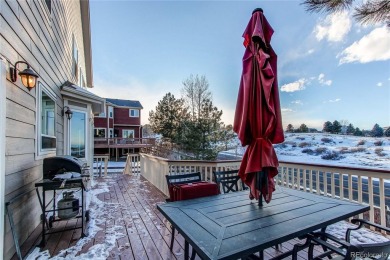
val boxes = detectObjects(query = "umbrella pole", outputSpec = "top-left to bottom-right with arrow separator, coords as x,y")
256,172 -> 263,207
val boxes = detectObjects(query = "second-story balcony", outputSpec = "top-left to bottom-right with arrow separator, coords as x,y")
94,137 -> 156,149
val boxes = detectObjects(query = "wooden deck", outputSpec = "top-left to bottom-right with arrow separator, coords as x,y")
13,173 -> 323,260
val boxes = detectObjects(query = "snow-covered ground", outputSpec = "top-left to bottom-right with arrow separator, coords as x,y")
223,133 -> 390,170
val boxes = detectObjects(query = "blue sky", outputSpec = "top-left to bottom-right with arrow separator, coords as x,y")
89,0 -> 390,130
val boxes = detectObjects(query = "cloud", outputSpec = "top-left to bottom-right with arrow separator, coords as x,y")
323,98 -> 341,103
291,100 -> 303,105
338,26 -> 390,64
314,11 -> 351,42
377,82 -> 383,87
318,73 -> 332,86
281,108 -> 294,113
280,78 -> 308,92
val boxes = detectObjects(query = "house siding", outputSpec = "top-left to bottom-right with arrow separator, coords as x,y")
0,0 -> 89,258
113,107 -> 141,125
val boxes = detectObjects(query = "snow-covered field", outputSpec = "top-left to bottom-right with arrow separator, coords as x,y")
223,133 -> 390,170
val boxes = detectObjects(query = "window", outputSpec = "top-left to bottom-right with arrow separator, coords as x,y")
94,128 -> 106,138
129,109 -> 139,117
108,106 -> 113,118
109,128 -> 114,138
72,35 -> 78,81
38,84 -> 56,154
70,111 -> 86,158
122,129 -> 134,138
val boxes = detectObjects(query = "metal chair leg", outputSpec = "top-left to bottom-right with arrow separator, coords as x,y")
191,248 -> 196,260
170,225 -> 175,250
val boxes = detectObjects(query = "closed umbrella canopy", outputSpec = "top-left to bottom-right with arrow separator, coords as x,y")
234,8 -> 284,205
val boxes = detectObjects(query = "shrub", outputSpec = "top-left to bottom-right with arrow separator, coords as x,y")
321,137 -> 333,143
315,147 -> 328,154
339,147 -> 349,154
298,142 -> 311,148
374,140 -> 383,146
357,140 -> 366,146
375,148 -> 386,157
350,147 -> 366,153
321,151 -> 344,160
274,143 -> 287,149
302,148 -> 314,155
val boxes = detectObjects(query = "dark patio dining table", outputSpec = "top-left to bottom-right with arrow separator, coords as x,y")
157,186 -> 369,260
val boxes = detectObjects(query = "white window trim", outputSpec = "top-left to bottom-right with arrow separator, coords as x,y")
68,108 -> 88,160
129,109 -> 139,117
108,106 -> 114,118
122,129 -> 135,138
94,128 -> 106,138
109,128 -> 114,138
36,82 -> 57,160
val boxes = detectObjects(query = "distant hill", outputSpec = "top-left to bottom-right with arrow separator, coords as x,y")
221,133 -> 390,170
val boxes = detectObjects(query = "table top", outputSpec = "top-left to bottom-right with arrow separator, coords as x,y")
157,186 -> 370,260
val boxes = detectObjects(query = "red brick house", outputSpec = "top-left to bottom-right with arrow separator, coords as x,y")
94,98 -> 144,157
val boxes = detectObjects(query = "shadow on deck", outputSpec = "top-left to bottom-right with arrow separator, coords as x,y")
13,174 -> 322,260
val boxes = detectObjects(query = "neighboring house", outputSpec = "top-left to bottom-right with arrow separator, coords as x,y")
94,98 -> 143,157
0,0 -> 104,259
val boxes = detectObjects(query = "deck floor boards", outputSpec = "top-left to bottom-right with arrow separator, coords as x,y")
12,173 -> 326,260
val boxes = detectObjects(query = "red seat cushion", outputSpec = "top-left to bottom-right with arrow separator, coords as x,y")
171,181 -> 219,201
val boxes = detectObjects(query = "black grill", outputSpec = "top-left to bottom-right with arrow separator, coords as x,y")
43,155 -> 88,180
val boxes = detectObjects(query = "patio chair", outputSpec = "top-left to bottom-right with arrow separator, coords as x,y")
307,219 -> 390,260
165,172 -> 202,259
213,169 -> 247,193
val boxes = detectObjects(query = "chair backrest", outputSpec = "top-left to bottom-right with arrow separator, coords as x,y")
165,172 -> 202,202
165,172 -> 202,187
213,170 -> 244,193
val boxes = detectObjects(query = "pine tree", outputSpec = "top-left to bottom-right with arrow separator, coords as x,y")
332,120 -> 342,134
323,121 -> 333,133
384,127 -> 390,137
346,123 -> 355,135
371,123 -> 384,137
286,124 -> 294,133
302,0 -> 390,26
354,127 -> 363,136
299,123 -> 309,133
149,93 -> 189,142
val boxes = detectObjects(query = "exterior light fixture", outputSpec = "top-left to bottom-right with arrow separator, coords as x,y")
63,106 -> 73,120
10,61 -> 39,91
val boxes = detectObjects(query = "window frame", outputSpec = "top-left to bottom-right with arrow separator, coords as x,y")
122,129 -> 134,139
94,128 -> 106,138
129,109 -> 139,117
108,106 -> 114,118
36,82 -> 57,159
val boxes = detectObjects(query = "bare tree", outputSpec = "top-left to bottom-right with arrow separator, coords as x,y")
182,74 -> 212,121
302,0 -> 390,26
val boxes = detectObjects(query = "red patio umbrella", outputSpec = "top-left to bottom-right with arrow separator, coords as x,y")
234,8 -> 284,206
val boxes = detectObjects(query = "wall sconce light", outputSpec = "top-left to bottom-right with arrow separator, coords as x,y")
10,61 -> 39,91
62,106 -> 73,120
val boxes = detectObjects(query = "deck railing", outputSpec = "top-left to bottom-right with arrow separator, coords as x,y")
125,153 -> 390,229
94,137 -> 156,147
